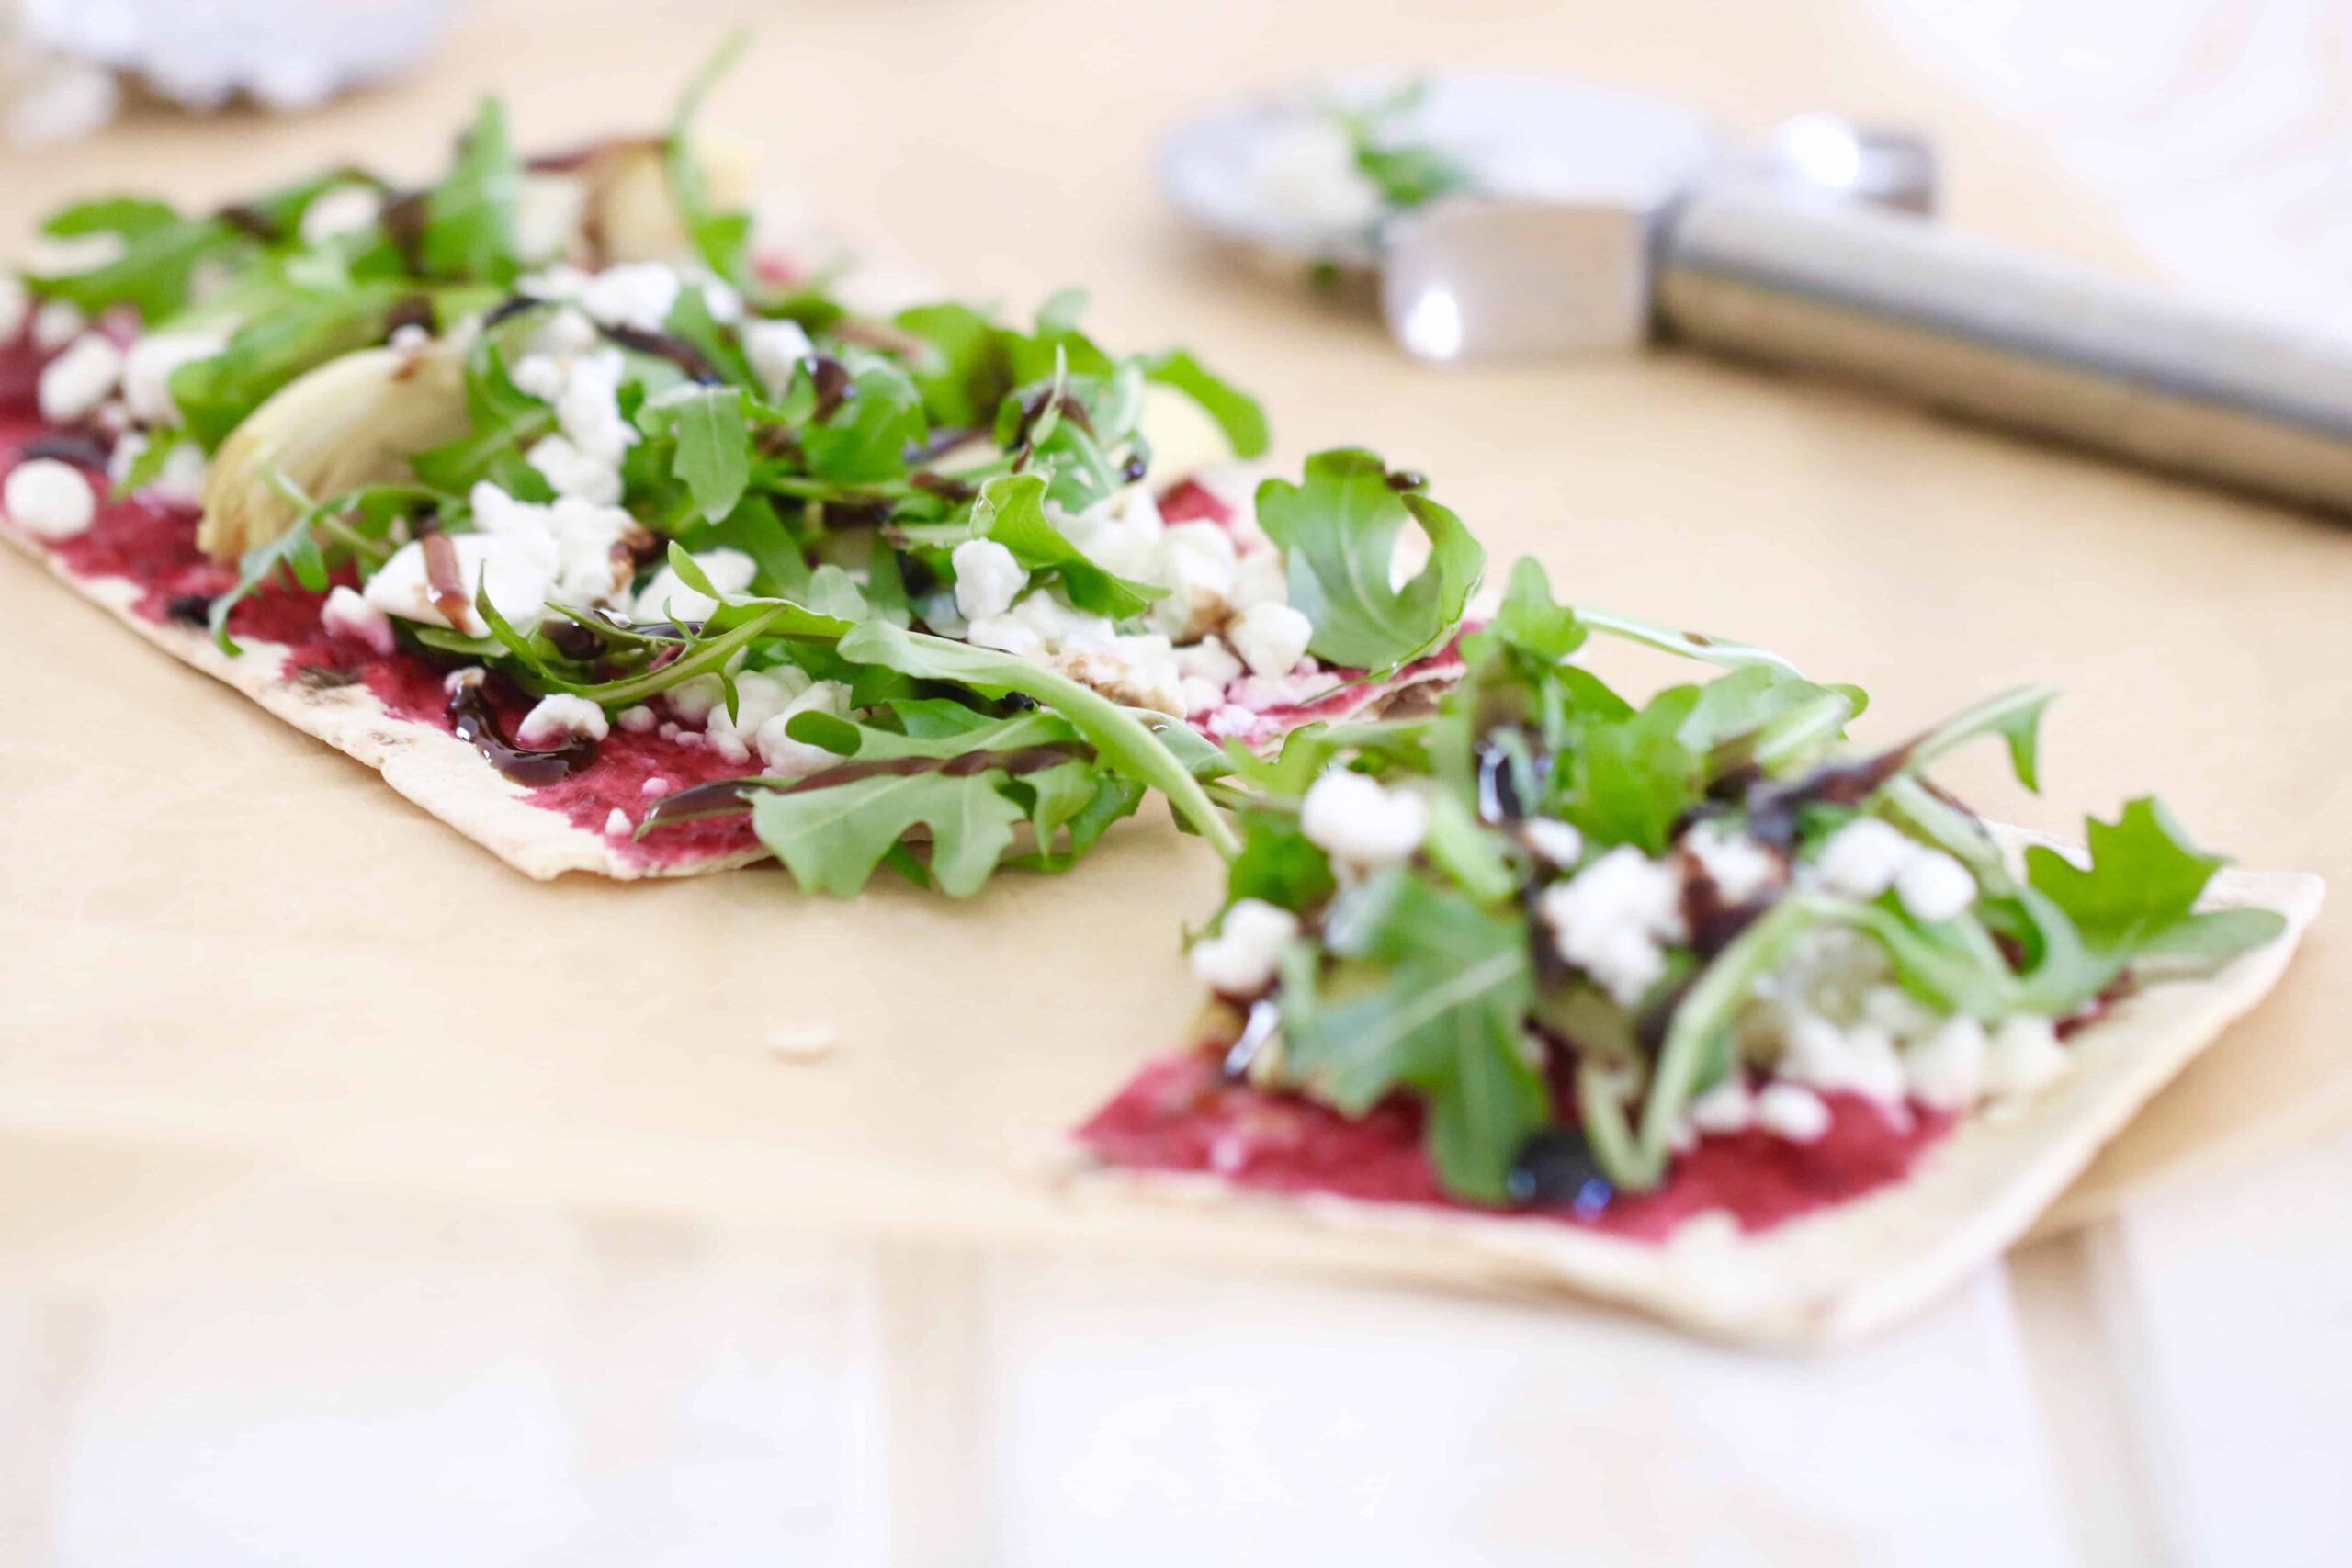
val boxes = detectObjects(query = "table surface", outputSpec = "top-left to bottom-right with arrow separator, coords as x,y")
2,0 -> 2349,1562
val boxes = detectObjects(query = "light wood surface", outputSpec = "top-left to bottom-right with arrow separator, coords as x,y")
2,0 -> 2350,1558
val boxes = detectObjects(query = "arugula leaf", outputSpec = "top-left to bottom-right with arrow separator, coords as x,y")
170,282 -> 409,449
975,473 -> 1163,620
407,333 -> 553,492
665,31 -> 755,288
668,386 -> 751,522
1281,870 -> 1545,1202
2024,797 -> 2282,976
1227,807 -> 1339,912
894,301 -> 1010,427
752,768 -> 1028,897
31,209 -> 238,323
1559,685 -> 1702,855
421,98 -> 522,284
835,621 -> 1238,858
1255,448 -> 1483,672
1139,348 -> 1270,458
801,359 -> 926,483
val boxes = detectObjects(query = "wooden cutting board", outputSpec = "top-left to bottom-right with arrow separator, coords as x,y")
0,0 -> 2340,1279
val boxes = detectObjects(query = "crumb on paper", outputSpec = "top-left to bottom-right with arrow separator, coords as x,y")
768,1024 -> 838,1062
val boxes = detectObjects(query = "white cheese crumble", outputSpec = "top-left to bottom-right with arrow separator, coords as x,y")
1147,519 -> 1239,640
741,317 -> 814,401
1755,1082 -> 1832,1143
1062,486 -> 1164,581
1778,1010 -> 1907,1104
1687,1075 -> 1757,1135
1521,818 -> 1585,868
320,584 -> 395,655
37,333 -> 123,423
1811,818 -> 1977,922
578,262 -> 681,333
518,694 -> 611,747
967,589 -> 1112,663
120,331 -> 226,426
1903,1014 -> 1987,1111
634,547 -> 755,624
3,457 -> 96,539
299,183 -> 385,245
31,299 -> 85,352
1174,636 -> 1243,693
1229,601 -> 1314,679
1683,821 -> 1781,904
641,777 -> 671,797
950,537 -> 1026,621
605,807 -> 632,836
616,705 -> 658,733
753,679 -> 854,774
1537,845 -> 1688,1006
1983,1014 -> 2070,1101
1300,770 -> 1430,871
1189,897 -> 1300,997
702,668 -> 811,765
1894,850 -> 1977,923
551,347 -> 638,468
526,433 -> 623,505
1055,629 -> 1190,716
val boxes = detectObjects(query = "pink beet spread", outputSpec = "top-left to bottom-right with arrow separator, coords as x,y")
1076,1048 -> 1954,1241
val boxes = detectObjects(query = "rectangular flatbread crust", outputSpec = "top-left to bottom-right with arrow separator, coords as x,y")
1054,827 -> 2322,1348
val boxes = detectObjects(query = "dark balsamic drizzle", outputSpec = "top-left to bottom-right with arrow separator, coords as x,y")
164,592 -> 217,627
809,358 -> 854,422
445,682 -> 597,785
604,325 -> 719,382
1384,468 -> 1429,492
19,432 -> 110,468
1506,1126 -> 1613,1213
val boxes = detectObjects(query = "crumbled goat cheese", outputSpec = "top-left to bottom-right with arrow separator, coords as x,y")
951,538 -> 1026,621
1521,818 -> 1585,868
526,433 -> 623,504
1903,1014 -> 1987,1111
664,674 -> 726,725
529,305 -> 601,358
552,348 -> 638,468
1229,601 -> 1314,679
1687,1075 -> 1758,1135
1301,771 -> 1430,871
389,323 -> 431,354
444,667 -> 486,694
616,705 -> 658,734
1755,1082 -> 1832,1143
1062,487 -> 1164,581
320,585 -> 395,655
605,807 -> 631,836
0,275 -> 28,341
38,333 -> 123,423
145,442 -> 210,508
1537,845 -> 1689,1006
1055,629 -> 1191,716
299,183 -> 385,245
1147,519 -> 1239,640
1231,547 -> 1288,611
514,174 -> 587,265
31,299 -> 85,352
1174,636 -> 1243,692
967,589 -> 1113,664
634,547 -> 756,623
2,457 -> 96,539
1810,817 -> 1917,900
1228,663 -> 1333,713
579,262 -> 681,333
699,277 -> 745,324
1778,1010 -> 1907,1105
516,694 -> 612,748
1983,1015 -> 2070,1101
753,680 -> 854,774
1683,821 -> 1781,904
641,777 -> 671,796
702,668 -> 813,764
1894,850 -> 1977,923
119,330 -> 224,426
1190,898 -> 1300,997
366,533 -> 550,637
741,317 -> 815,401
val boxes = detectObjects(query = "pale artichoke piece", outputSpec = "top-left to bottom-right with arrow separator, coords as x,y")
198,344 -> 471,561
594,130 -> 754,265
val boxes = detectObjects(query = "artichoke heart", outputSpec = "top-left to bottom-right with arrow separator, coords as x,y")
198,344 -> 471,561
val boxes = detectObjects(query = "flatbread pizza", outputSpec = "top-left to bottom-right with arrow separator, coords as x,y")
1060,560 -> 2320,1345
0,78 -> 1465,887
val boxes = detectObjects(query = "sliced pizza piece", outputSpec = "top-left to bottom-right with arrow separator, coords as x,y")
1060,558 -> 2320,1346
0,82 -> 1471,888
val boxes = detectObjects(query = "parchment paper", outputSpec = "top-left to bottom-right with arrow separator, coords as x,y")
0,0 -> 2339,1266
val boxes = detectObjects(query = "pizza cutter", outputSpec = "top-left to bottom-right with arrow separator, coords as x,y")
1163,73 -> 2352,517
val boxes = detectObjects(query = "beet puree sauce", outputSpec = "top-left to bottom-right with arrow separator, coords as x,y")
0,366 -> 756,869
1077,1049 -> 1953,1241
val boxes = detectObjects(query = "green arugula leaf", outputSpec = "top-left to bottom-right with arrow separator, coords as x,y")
894,301 -> 1011,427
31,209 -> 238,323
420,98 -> 522,284
975,472 -> 1163,619
1281,870 -> 1544,1202
169,282 -> 410,449
2024,798 -> 2282,976
668,385 -> 751,522
752,768 -> 1027,897
1560,685 -> 1702,855
1255,448 -> 1483,672
801,359 -> 926,483
407,333 -> 553,492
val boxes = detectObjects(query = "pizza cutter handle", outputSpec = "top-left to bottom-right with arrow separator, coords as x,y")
1656,185 -> 2352,518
